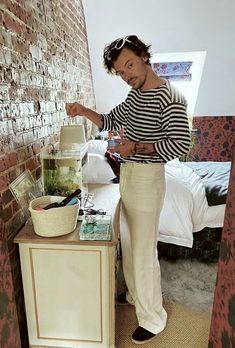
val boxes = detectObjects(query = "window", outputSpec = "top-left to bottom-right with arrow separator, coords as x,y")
152,61 -> 193,81
151,51 -> 207,115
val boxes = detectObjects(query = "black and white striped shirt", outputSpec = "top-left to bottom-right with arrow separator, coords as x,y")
101,81 -> 191,163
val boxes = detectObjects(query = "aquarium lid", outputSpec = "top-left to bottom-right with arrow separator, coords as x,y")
40,142 -> 88,160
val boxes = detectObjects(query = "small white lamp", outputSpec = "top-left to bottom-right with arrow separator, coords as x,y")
60,125 -> 86,149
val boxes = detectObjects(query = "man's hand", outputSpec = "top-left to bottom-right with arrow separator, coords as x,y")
108,139 -> 156,156
108,139 -> 135,157
65,103 -> 103,128
65,102 -> 87,117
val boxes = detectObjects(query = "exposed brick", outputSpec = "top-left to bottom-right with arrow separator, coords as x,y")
6,1 -> 27,25
0,144 -> 4,156
0,31 -> 4,45
3,67 -> 13,82
17,148 -> 32,163
8,164 -> 25,183
25,155 -> 40,171
0,9 -> 3,22
0,157 -> 7,172
0,1 -> 96,344
3,209 -> 25,240
0,173 -> 9,190
3,12 -> 22,36
23,26 -> 37,44
12,198 -> 20,216
2,188 -> 14,205
11,36 -> 29,55
23,87 -> 40,101
35,166 -> 41,180
5,152 -> 18,168
8,81 -> 19,100
32,142 -> 41,155
0,84 -> 9,100
2,204 -> 12,222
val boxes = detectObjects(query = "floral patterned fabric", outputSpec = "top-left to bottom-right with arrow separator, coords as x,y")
0,241 -> 21,348
189,116 -> 234,161
209,145 -> 235,347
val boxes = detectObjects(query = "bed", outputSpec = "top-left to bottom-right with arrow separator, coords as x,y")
158,159 -> 230,247
157,160 -> 230,262
84,140 -> 231,262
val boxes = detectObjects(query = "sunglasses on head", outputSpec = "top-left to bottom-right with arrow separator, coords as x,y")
104,35 -> 136,61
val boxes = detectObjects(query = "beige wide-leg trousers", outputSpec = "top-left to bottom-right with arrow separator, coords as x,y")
119,162 -> 167,334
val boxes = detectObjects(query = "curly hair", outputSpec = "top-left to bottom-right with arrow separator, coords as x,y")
103,35 -> 152,74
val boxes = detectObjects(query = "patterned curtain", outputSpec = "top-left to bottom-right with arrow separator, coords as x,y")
208,145 -> 235,347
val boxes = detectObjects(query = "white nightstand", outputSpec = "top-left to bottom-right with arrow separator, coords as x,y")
15,184 -> 120,348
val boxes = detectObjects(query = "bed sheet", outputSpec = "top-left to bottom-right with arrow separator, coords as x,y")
88,159 -> 226,249
158,160 -> 225,247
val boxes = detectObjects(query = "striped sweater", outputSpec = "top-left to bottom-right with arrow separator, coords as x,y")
101,80 -> 191,163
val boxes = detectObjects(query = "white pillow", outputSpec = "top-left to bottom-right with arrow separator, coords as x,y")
88,139 -> 108,156
83,153 -> 116,184
166,158 -> 180,166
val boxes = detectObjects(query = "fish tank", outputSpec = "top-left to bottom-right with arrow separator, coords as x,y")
41,143 -> 88,197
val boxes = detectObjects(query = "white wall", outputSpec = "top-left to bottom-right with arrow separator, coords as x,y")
83,0 -> 235,116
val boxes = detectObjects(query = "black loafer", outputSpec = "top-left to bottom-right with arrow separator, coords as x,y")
131,326 -> 156,344
116,292 -> 129,305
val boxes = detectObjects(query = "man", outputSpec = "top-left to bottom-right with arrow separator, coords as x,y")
66,35 -> 190,344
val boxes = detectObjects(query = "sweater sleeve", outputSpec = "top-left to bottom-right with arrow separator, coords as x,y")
101,100 -> 128,132
154,102 -> 191,162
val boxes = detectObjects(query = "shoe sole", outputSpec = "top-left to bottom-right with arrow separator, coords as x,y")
131,335 -> 156,345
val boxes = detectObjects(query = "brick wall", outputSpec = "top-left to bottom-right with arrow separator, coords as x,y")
0,1 -> 95,347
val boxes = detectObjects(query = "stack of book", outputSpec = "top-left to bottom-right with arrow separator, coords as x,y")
79,215 -> 112,241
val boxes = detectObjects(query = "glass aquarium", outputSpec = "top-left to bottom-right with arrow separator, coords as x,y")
41,144 -> 88,197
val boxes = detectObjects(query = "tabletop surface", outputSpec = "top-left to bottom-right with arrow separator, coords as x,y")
14,183 -> 120,247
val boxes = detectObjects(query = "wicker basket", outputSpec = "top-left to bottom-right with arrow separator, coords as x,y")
29,196 -> 80,237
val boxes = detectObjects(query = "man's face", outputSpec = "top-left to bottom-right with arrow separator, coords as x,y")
113,48 -> 149,90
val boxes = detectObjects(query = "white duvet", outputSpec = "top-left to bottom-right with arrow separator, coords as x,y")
158,159 -> 225,247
